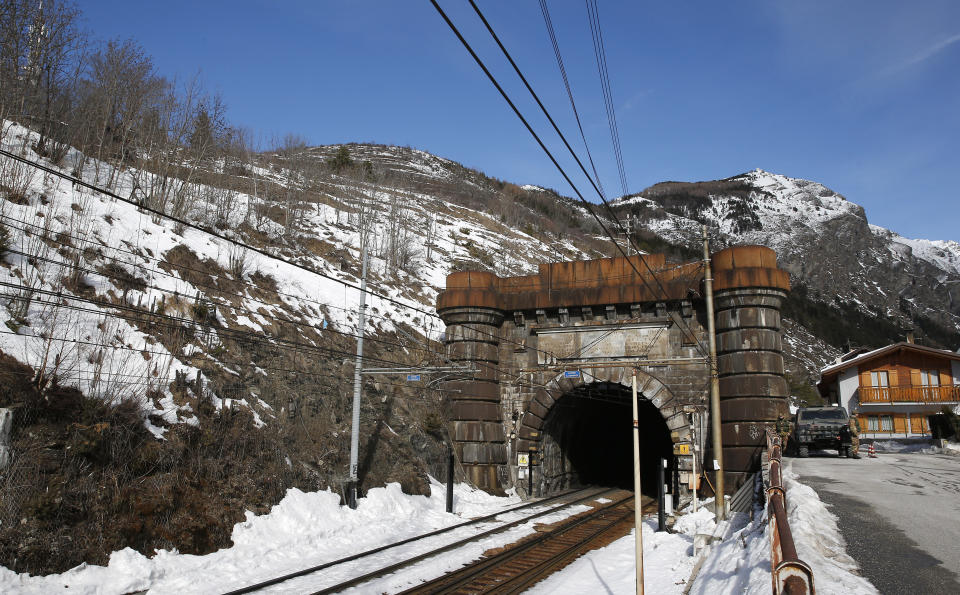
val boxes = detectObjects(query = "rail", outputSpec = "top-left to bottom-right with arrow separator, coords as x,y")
221,487 -> 615,595
858,385 -> 960,404
401,491 -> 639,594
765,429 -> 816,595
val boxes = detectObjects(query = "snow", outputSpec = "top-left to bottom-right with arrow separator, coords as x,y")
526,518 -> 699,595
0,119 -> 595,432
691,468 -> 877,595
0,480 -> 524,594
870,223 -> 960,276
0,470 -> 883,595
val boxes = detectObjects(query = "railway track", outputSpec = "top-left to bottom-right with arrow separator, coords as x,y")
400,489 -> 644,594
224,486 -> 626,594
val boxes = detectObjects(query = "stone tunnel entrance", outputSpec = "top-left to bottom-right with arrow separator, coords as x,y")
437,247 -> 792,498
539,381 -> 674,497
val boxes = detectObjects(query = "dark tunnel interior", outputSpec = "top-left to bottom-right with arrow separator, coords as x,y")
540,382 -> 674,496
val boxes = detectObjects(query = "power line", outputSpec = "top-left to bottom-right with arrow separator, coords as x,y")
431,0 -> 707,357
0,213 -> 432,329
537,0 -> 607,200
0,240 -> 448,360
585,0 -> 628,196
0,146 -> 443,323
0,281 -> 416,368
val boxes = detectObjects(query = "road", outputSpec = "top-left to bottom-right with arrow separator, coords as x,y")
789,451 -> 960,595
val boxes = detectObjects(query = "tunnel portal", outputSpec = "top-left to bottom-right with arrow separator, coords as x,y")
437,247 -> 792,500
539,382 -> 674,497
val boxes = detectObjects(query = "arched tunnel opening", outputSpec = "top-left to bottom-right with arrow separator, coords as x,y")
539,381 -> 674,497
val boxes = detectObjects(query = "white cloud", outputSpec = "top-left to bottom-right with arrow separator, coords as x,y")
880,31 -> 960,77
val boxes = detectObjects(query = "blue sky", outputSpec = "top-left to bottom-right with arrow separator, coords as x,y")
80,1 -> 959,242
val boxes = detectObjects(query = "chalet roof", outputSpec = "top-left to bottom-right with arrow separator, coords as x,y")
820,341 -> 960,381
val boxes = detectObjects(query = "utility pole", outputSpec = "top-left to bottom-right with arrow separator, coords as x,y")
631,372 -> 644,595
703,225 -> 725,520
691,409 -> 698,513
347,241 -> 369,509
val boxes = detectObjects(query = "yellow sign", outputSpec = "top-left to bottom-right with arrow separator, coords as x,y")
517,453 -> 530,467
673,443 -> 691,455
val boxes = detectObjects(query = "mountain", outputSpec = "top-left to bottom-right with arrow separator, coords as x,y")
2,120 -> 958,573
612,169 -> 960,376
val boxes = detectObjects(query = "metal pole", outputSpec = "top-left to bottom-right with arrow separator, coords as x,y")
527,449 -> 534,497
691,411 -> 698,513
632,372 -> 644,595
703,224 -> 725,519
347,241 -> 369,509
446,445 -> 454,513
657,457 -> 666,532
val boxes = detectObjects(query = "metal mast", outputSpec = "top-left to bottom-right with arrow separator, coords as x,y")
703,225 -> 725,519
347,241 -> 369,509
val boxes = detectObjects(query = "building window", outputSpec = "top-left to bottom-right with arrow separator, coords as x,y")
867,416 -> 879,431
921,370 -> 940,387
871,371 -> 890,388
880,415 -> 894,432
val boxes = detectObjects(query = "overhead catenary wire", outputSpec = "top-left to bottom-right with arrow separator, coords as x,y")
431,0 -> 708,357
585,0 -> 628,197
0,145 -> 443,323
537,0 -> 607,200
456,0 -> 706,354
0,337 -> 467,400
0,151 -> 602,367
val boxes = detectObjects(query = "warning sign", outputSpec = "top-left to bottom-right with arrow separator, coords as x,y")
673,443 -> 691,455
517,453 -> 530,467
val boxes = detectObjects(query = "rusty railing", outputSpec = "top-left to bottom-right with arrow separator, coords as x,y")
858,385 -> 960,404
766,429 -> 816,594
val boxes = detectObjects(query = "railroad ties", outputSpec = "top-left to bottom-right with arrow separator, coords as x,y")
401,489 -> 648,594
226,488 -> 651,594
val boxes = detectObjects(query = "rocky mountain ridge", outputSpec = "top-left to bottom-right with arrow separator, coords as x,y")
612,169 -> 960,362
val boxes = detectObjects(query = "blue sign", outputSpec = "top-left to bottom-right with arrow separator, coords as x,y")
563,370 -> 581,379
407,374 -> 422,381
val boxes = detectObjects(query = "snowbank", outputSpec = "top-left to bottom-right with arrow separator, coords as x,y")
1,471 -> 880,594
0,479 -> 523,594
690,469 -> 876,594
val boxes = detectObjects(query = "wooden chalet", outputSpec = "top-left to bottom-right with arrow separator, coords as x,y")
818,341 -> 960,439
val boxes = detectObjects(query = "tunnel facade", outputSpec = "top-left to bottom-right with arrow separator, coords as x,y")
436,246 -> 790,500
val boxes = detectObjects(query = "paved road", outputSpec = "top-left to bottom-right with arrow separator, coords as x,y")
789,451 -> 960,595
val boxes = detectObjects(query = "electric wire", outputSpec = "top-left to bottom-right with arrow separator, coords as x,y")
0,146 -> 443,322
585,0 -> 628,196
431,0 -> 707,357
537,0 -> 607,200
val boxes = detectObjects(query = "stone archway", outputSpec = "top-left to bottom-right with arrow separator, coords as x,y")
515,367 -> 691,496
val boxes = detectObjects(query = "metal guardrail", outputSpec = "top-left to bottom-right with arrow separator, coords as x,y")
765,429 -> 816,595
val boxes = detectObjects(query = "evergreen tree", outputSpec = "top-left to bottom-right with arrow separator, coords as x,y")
329,145 -> 353,172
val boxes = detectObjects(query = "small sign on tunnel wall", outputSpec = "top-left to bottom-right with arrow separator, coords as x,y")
563,370 -> 581,378
517,453 -> 530,467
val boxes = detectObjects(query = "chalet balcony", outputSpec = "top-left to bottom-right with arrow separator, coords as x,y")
858,385 -> 960,404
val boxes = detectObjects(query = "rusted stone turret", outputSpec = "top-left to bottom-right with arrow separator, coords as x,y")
711,246 -> 791,488
436,271 -> 506,492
